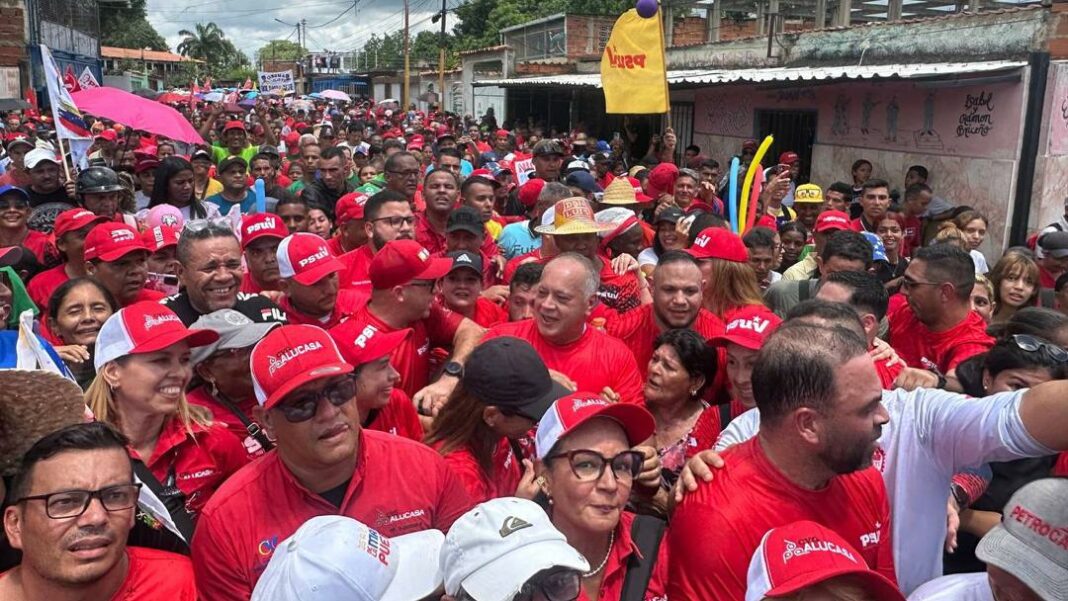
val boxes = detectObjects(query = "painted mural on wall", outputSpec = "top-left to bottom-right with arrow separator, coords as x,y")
1047,62 -> 1068,156
695,78 -> 1022,160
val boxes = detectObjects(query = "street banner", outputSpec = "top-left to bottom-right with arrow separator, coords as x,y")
40,45 -> 91,168
600,8 -> 669,114
77,66 -> 100,89
513,158 -> 534,185
257,70 -> 295,94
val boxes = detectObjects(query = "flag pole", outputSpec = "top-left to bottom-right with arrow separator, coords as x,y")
56,136 -> 73,182
659,0 -> 671,123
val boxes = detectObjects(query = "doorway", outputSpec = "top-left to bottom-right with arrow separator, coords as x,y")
754,109 -> 817,184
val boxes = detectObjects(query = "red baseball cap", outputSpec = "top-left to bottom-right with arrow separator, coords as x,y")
756,214 -> 778,230
284,131 -> 300,146
368,240 -> 451,290
250,324 -> 354,410
223,120 -> 246,132
628,176 -> 653,203
687,227 -> 748,263
406,135 -> 425,151
4,133 -> 32,151
745,520 -> 904,601
94,302 -> 219,370
468,169 -> 501,188
710,306 -> 782,351
646,163 -> 678,196
815,210 -> 851,233
53,208 -> 106,238
95,129 -> 118,143
778,151 -> 800,165
83,222 -> 149,262
518,178 -> 546,209
335,192 -> 370,225
240,213 -> 288,250
134,158 -> 159,174
495,129 -> 510,138
329,323 -> 412,368
277,233 -> 344,285
141,225 -> 179,252
534,392 -> 655,459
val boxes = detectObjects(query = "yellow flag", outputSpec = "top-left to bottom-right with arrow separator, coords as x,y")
601,8 -> 669,114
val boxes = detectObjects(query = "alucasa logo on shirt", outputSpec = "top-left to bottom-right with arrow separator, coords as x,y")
781,537 -> 857,563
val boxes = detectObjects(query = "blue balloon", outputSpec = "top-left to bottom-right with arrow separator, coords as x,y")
254,178 -> 266,214
728,157 -> 740,233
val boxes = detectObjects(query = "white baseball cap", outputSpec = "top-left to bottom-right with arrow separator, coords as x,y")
440,497 -> 589,601
251,515 -> 444,601
24,147 -> 61,170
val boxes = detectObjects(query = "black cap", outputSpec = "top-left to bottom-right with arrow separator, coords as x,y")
1041,231 -> 1068,258
447,250 -> 483,275
447,206 -> 484,235
532,139 -> 564,157
656,206 -> 685,224
218,155 -> 247,173
462,336 -> 571,421
191,148 -> 213,163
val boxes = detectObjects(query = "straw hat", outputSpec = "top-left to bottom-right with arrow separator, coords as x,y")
0,371 -> 87,476
534,198 -> 617,236
600,177 -> 640,206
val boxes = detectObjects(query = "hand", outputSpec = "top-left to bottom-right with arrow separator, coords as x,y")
894,367 -> 939,391
698,180 -> 716,201
945,496 -> 961,554
514,459 -> 540,500
55,344 -> 90,364
548,369 -> 577,392
413,375 -> 459,416
610,253 -> 638,276
869,337 -> 904,368
260,290 -> 284,303
494,254 -> 506,279
480,284 -> 510,304
601,387 -> 620,403
64,179 -> 76,200
672,450 -> 725,505
633,445 -> 661,493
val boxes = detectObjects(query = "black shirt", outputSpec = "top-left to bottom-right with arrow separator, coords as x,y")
26,187 -> 75,233
162,291 -> 288,326
318,478 -> 351,508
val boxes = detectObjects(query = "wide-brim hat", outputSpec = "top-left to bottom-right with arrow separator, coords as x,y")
0,371 -> 87,476
534,197 -> 616,236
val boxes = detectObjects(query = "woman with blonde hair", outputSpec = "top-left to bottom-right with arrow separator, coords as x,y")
688,226 -> 765,321
87,301 -> 247,522
988,252 -> 1039,324
971,274 -> 995,324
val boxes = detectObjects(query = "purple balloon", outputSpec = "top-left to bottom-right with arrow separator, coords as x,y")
636,0 -> 659,18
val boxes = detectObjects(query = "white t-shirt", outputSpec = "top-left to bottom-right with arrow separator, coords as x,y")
713,388 -> 1052,595
908,572 -> 993,601
970,249 -> 989,274
637,247 -> 659,269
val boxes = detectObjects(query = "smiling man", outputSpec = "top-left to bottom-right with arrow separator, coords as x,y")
438,250 -> 506,328
1,422 -> 196,600
83,222 -> 165,307
275,233 -> 364,328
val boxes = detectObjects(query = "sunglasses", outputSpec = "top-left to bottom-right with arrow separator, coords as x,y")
1011,334 -> 1068,363
275,376 -> 357,423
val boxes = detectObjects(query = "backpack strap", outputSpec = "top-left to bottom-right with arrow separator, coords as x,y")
620,515 -> 668,601
211,390 -> 275,452
132,458 -> 196,544
797,279 -> 813,303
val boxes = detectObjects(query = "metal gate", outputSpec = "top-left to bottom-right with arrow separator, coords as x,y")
669,102 -> 694,164
755,109 -> 817,184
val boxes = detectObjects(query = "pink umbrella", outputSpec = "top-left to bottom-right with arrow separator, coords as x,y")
71,87 -> 204,144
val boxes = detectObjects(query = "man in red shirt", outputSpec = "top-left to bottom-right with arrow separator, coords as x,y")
507,262 -> 543,321
414,169 -> 459,255
900,183 -> 931,258
330,239 -> 484,410
337,190 -> 414,294
850,179 -> 891,234
192,325 -> 473,600
889,244 -> 993,382
325,191 -> 369,257
276,233 -> 364,328
27,208 -> 105,309
444,206 -> 500,288
239,212 -> 288,294
438,250 -> 507,328
605,250 -> 724,379
669,323 -> 895,600
1036,231 -> 1068,289
483,253 -> 644,404
1,422 -> 196,600
83,222 -> 165,307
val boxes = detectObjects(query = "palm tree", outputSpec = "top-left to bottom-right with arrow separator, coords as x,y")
177,22 -> 225,62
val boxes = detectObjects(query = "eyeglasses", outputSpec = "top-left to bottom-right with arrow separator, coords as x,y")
387,169 -> 421,180
901,277 -> 940,290
545,449 -> 643,483
514,569 -> 582,601
18,483 -> 142,519
276,376 -> 357,423
207,346 -> 252,363
370,215 -> 415,228
1011,334 -> 1068,363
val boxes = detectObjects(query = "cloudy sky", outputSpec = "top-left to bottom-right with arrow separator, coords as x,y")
146,0 -> 448,64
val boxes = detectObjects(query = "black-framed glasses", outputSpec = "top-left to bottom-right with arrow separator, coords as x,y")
901,277 -> 940,290
514,569 -> 582,601
370,215 -> 415,228
276,376 -> 357,423
545,449 -> 643,483
18,483 -> 142,519
387,169 -> 421,180
1012,334 -> 1068,363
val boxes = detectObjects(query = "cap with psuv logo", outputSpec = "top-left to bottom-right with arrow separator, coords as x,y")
241,213 -> 289,250
277,233 -> 345,286
251,324 -> 354,410
534,392 -> 655,460
94,301 -> 219,370
83,222 -> 150,262
710,306 -> 782,351
329,324 -> 412,368
687,227 -> 748,263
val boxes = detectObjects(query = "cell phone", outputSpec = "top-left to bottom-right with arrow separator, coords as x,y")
146,272 -> 179,296
613,131 -> 621,141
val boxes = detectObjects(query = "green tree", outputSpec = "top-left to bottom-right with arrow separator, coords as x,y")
255,39 -> 306,66
451,0 -> 631,51
177,22 -> 226,63
99,0 -> 167,50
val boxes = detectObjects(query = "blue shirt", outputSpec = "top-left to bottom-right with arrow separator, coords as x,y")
206,190 -> 257,215
498,220 -> 541,260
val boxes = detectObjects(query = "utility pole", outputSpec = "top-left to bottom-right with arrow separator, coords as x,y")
402,0 -> 410,109
434,0 -> 446,112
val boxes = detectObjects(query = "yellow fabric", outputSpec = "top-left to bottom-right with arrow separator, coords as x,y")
204,178 -> 223,198
486,219 -> 502,241
601,9 -> 668,114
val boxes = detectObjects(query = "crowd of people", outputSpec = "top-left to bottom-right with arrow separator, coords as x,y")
0,95 -> 1066,601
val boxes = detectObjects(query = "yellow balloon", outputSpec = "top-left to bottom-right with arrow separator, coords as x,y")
738,135 -> 774,235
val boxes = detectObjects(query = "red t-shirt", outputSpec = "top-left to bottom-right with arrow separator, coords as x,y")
667,438 -> 896,601
126,287 -> 166,307
331,302 -> 463,397
191,430 -> 474,601
887,303 -> 993,373
364,388 -> 423,441
483,319 -> 643,404
437,295 -> 507,329
438,437 -> 521,505
186,387 -> 268,459
414,212 -> 447,256
577,511 -> 670,601
21,229 -> 53,264
278,288 -> 366,330
0,168 -> 30,189
1039,266 -> 1058,290
141,417 -> 249,516
595,253 -> 645,313
27,262 -> 70,309
325,235 -> 346,258
337,244 -> 374,294
874,352 -> 904,390
902,214 -> 923,258
605,304 -> 725,380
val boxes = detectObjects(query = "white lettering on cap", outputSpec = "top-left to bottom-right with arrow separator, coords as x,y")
297,247 -> 329,269
246,217 -> 278,234
571,397 -> 607,411
353,324 -> 379,349
110,229 -> 135,242
726,317 -> 770,334
267,341 -> 324,375
781,538 -> 857,564
144,313 -> 180,330
693,234 -> 710,248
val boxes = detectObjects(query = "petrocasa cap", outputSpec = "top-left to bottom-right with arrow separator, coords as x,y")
141,225 -> 180,252
94,301 -> 219,370
251,324 -> 354,410
329,322 -> 412,368
710,305 -> 782,351
83,222 -> 149,262
368,239 -> 451,290
53,208 -> 106,238
745,520 -> 904,601
277,233 -> 344,285
535,392 -> 655,460
815,210 -> 851,233
687,227 -> 749,263
335,192 -> 370,225
251,515 -> 444,601
241,213 -> 289,250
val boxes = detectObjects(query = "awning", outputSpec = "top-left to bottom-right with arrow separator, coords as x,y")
474,60 -> 1027,89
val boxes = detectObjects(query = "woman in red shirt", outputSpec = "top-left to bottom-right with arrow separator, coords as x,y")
86,302 -> 248,520
0,185 -> 53,265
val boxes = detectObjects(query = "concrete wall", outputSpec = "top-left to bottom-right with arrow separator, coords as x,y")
0,0 -> 27,96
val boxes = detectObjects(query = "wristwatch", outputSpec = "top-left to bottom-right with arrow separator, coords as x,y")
443,361 -> 464,378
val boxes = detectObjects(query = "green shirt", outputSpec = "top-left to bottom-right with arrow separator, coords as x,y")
211,144 -> 260,167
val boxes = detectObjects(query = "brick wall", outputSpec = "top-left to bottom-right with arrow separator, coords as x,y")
515,61 -> 575,76
566,15 -> 617,60
1050,2 -> 1068,59
672,16 -> 707,47
0,2 -> 26,68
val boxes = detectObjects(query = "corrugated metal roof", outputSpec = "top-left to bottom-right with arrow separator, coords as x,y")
473,61 -> 1026,88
